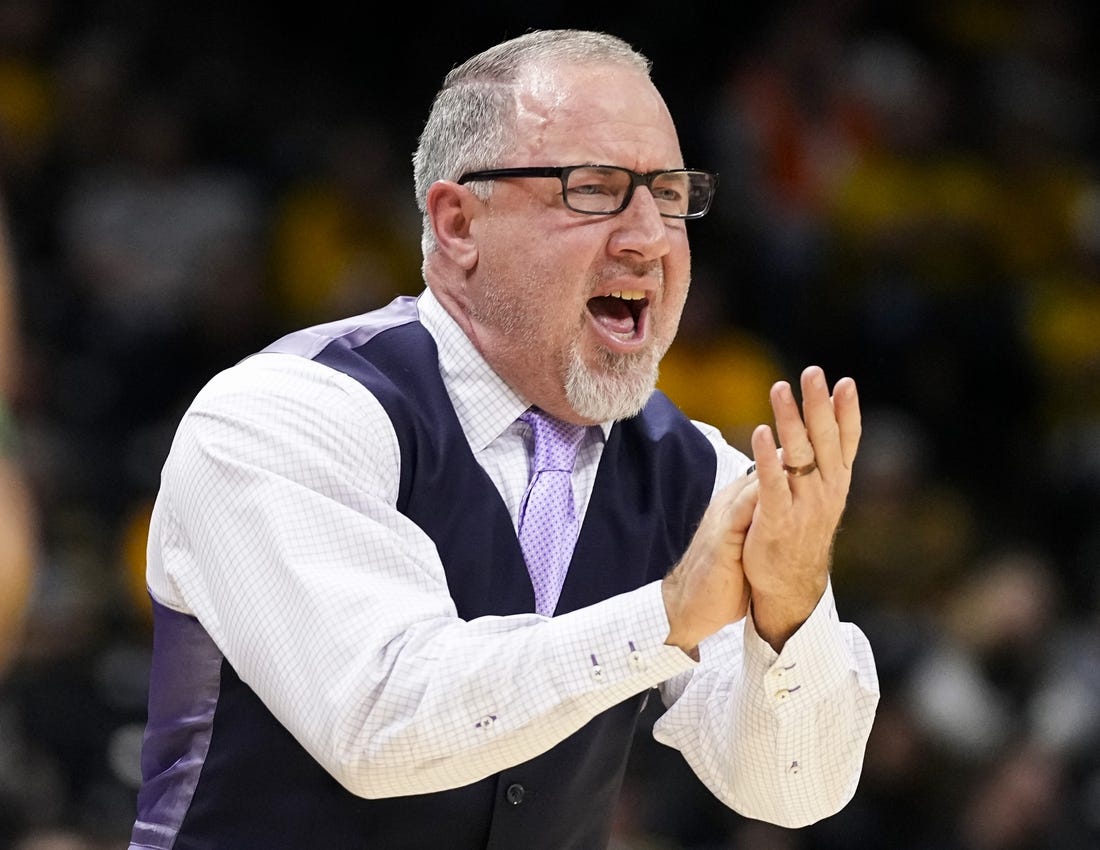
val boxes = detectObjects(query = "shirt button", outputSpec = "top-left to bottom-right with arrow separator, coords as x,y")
477,714 -> 496,729
505,783 -> 526,805
590,664 -> 604,681
788,760 -> 801,775
775,689 -> 790,702
629,651 -> 646,671
771,662 -> 796,681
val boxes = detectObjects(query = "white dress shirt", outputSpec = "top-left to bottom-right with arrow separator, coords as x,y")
145,288 -> 879,828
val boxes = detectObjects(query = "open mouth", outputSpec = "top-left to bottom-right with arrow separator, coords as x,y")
586,289 -> 649,343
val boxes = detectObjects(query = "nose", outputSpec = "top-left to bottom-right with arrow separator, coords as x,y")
608,185 -> 671,261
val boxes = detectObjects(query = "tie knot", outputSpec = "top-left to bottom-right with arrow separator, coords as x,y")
521,408 -> 587,473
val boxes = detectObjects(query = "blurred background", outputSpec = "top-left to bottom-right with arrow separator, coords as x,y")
0,0 -> 1098,847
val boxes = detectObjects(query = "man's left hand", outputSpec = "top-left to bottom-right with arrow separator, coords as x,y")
742,365 -> 861,650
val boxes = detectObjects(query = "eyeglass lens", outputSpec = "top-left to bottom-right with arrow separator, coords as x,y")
564,167 -> 712,217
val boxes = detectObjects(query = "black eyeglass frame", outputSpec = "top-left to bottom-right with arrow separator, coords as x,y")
456,165 -> 718,220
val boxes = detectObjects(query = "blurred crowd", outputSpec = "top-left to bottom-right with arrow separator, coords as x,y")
1,1 -> 1098,848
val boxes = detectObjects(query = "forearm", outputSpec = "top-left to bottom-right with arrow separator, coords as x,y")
316,582 -> 693,796
654,582 -> 879,827
160,503 -> 692,797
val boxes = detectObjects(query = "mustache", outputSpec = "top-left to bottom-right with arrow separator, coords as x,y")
593,260 -> 663,291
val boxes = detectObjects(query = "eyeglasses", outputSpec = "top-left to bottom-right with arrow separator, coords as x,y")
457,165 -> 718,219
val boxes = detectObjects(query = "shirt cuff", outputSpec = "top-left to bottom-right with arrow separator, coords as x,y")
542,579 -> 697,705
743,580 -> 853,708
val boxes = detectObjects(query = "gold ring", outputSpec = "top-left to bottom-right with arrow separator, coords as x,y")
782,460 -> 818,477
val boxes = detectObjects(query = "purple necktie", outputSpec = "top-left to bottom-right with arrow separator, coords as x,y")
518,408 -> 587,616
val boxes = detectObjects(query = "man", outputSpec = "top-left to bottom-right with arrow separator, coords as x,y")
0,196 -> 36,679
129,29 -> 878,849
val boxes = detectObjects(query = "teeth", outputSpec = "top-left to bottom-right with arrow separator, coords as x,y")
610,289 -> 646,300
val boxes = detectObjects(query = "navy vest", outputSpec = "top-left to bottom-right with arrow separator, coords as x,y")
137,299 -> 717,849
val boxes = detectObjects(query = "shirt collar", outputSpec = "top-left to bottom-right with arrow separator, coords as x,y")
416,287 -> 615,449
417,288 -> 529,452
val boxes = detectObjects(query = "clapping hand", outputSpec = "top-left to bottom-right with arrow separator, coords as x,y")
742,366 -> 861,650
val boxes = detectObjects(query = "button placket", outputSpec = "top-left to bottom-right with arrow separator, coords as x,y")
769,662 -> 800,703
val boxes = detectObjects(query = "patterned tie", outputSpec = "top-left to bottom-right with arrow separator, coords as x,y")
518,408 -> 588,616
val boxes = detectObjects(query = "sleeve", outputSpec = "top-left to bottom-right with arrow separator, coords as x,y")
652,423 -> 881,827
148,353 -> 697,798
653,583 -> 879,827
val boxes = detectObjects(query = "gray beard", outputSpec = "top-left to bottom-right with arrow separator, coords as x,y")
468,264 -> 672,421
564,339 -> 664,422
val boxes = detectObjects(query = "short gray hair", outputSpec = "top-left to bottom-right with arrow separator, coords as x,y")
412,29 -> 653,257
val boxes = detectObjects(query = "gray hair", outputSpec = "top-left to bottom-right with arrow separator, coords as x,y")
412,29 -> 653,258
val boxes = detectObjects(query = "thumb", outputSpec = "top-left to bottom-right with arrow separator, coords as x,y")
716,475 -> 759,543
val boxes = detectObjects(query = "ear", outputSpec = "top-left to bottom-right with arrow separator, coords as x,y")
427,181 -> 480,270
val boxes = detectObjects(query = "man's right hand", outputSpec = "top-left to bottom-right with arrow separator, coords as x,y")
661,471 -> 758,658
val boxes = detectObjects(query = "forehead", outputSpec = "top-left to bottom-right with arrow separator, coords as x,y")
511,62 -> 683,169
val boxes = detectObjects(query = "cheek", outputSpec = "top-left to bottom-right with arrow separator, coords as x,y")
660,254 -> 692,332
528,239 -> 598,309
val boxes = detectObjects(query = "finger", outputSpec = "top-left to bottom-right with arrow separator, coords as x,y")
721,473 -> 759,532
801,365 -> 843,476
831,376 -> 862,468
770,380 -> 814,469
750,423 -> 792,504
725,460 -> 760,497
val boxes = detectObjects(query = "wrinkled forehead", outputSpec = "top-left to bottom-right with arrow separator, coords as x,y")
510,62 -> 683,167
